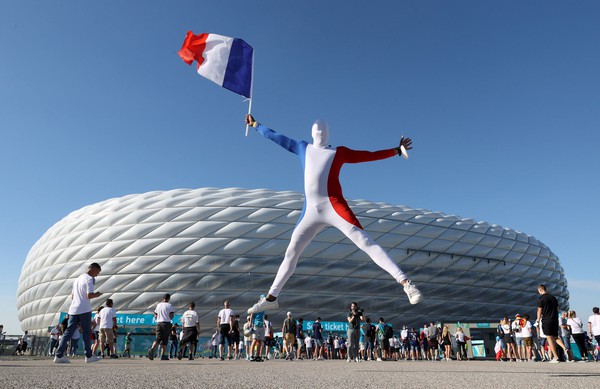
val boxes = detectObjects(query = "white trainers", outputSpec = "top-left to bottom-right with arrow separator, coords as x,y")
549,358 -> 560,363
53,356 -> 70,364
403,280 -> 423,304
85,356 -> 102,363
247,295 -> 279,314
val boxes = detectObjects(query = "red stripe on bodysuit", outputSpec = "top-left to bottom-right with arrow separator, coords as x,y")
327,146 -> 397,229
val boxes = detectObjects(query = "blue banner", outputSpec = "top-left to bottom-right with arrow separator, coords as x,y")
59,312 -> 183,328
303,320 -> 349,333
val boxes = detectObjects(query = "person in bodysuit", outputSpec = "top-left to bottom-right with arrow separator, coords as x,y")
245,114 -> 423,314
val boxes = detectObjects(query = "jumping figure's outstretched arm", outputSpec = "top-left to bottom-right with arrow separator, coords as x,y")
336,136 -> 413,164
246,114 -> 306,155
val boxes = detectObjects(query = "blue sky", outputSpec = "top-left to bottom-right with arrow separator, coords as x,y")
1,1 -> 598,334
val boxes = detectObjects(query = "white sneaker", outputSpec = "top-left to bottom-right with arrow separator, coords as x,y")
247,296 -> 279,314
377,357 -> 383,361
403,280 -> 423,304
53,356 -> 70,364
85,356 -> 102,363
549,358 -> 560,363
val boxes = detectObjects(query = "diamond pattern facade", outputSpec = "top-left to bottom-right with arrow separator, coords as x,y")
17,188 -> 569,335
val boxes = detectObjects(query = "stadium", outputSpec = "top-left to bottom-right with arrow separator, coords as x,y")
17,187 -> 569,337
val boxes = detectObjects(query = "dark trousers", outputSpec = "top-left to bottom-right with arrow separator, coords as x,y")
56,312 -> 92,358
457,341 -> 467,359
571,333 -> 588,360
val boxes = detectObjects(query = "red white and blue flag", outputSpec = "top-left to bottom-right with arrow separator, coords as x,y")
178,31 -> 253,99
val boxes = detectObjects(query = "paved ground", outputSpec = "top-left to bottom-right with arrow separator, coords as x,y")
0,357 -> 598,388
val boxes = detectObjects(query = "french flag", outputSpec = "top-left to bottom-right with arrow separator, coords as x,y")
179,31 -> 253,98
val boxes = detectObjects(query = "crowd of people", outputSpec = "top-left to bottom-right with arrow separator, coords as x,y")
139,297 -> 600,364
494,310 -> 600,363
32,297 -> 600,364
6,262 -> 595,365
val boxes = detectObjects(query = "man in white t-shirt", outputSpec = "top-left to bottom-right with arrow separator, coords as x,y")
588,307 -> 600,345
148,294 -> 175,361
54,263 -> 103,364
217,300 -> 234,360
98,298 -> 118,358
178,302 -> 200,361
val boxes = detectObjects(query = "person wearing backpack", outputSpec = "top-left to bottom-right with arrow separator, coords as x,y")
377,318 -> 391,361
282,312 -> 297,360
427,322 -> 439,361
362,318 -> 375,361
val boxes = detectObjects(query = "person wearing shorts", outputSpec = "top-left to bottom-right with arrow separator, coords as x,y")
500,318 -> 516,361
313,317 -> 324,360
282,312 -> 297,360
217,300 -> 234,360
97,298 -> 117,358
179,302 -> 200,361
148,294 -> 174,361
250,310 -> 266,361
378,318 -> 391,361
243,316 -> 253,360
536,284 -> 567,363
427,323 -> 439,361
520,314 -> 534,361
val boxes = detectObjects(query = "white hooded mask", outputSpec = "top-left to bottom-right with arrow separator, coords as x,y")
311,120 -> 330,148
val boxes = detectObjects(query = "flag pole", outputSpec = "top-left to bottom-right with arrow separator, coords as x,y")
245,49 -> 255,137
245,97 -> 252,136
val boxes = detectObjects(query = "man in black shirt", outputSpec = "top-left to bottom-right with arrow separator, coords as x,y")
536,284 -> 567,363
347,302 -> 365,362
